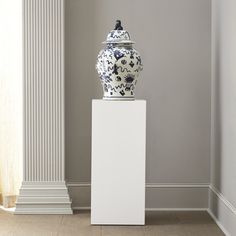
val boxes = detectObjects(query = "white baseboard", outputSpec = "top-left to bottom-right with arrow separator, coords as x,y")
11,180 -> 235,236
72,206 -> 208,211
73,206 -> 91,210
67,182 -> 236,236
145,208 -> 208,211
15,181 -> 73,214
67,182 -> 209,210
207,209 -> 231,236
208,185 -> 236,236
209,185 -> 236,214
12,180 -> 236,236
67,182 -> 210,188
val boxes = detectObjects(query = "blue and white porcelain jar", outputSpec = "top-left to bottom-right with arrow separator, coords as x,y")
96,20 -> 143,100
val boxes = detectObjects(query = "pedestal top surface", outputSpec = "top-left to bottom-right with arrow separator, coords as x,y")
92,99 -> 146,103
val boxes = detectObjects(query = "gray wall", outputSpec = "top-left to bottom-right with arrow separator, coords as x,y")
210,0 -> 236,234
65,0 -> 211,208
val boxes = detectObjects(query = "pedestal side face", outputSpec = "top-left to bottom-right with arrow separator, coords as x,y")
91,100 -> 146,225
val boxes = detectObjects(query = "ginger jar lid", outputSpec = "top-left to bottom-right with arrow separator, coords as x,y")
102,20 -> 135,44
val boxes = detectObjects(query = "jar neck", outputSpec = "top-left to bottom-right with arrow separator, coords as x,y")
106,43 -> 132,49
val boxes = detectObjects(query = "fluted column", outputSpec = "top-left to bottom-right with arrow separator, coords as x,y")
15,0 -> 72,214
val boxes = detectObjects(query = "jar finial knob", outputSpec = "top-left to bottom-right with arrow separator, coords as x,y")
114,20 -> 123,30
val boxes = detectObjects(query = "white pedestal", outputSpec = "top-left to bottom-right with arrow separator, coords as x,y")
91,100 -> 146,225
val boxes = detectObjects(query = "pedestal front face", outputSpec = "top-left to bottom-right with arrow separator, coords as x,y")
91,100 -> 146,225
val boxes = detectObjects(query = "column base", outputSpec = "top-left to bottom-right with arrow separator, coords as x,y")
15,181 -> 72,214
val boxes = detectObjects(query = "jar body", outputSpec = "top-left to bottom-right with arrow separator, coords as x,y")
96,44 -> 143,100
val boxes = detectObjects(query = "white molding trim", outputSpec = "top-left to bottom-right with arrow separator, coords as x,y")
67,182 -> 91,187
69,183 -> 235,236
68,182 -> 209,211
209,185 -> 236,215
72,206 -> 208,211
207,209 -> 231,236
146,183 -> 209,188
208,185 -> 236,236
67,182 -> 210,188
146,208 -> 208,211
73,207 -> 91,210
